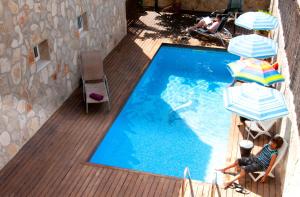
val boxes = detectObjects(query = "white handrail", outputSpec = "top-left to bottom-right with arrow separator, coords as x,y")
182,167 -> 195,197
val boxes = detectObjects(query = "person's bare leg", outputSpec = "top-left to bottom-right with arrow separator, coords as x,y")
195,20 -> 206,28
223,169 -> 246,189
187,20 -> 205,32
216,160 -> 239,173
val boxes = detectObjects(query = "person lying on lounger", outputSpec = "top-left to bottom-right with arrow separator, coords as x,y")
216,136 -> 284,189
187,14 -> 222,34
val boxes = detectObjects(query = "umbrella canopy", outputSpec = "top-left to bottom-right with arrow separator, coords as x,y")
227,58 -> 284,86
228,34 -> 278,59
223,83 -> 288,121
235,12 -> 278,30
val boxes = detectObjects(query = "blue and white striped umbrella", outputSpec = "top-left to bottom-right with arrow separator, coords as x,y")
223,83 -> 288,121
235,12 -> 278,30
228,34 -> 278,59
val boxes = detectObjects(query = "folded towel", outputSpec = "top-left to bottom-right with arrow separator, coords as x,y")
89,93 -> 103,101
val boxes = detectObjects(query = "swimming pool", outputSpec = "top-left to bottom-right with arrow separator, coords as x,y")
90,44 -> 239,182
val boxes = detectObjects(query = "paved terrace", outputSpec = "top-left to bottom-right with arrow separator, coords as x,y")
0,11 -> 281,196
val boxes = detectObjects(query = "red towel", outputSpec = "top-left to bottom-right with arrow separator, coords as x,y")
89,93 -> 103,101
272,62 -> 279,70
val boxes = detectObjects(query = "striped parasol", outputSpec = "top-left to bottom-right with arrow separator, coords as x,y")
227,58 -> 284,86
228,34 -> 278,59
235,12 -> 278,30
223,83 -> 288,121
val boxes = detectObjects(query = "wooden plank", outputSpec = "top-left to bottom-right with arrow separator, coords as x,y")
105,170 -> 125,196
147,176 -> 161,197
130,174 -> 145,196
135,174 -> 150,196
110,171 -> 128,197
18,104 -> 86,193
160,178 -> 172,197
141,174 -> 155,197
33,107 -> 105,196
92,168 -> 114,196
202,183 -> 211,197
96,170 -> 120,196
82,167 -> 108,197
73,167 -> 98,196
123,173 -> 139,197
62,164 -> 90,196
154,178 -> 166,197
115,173 -> 135,197
165,179 -> 177,197
171,180 -> 183,197
194,183 -> 204,197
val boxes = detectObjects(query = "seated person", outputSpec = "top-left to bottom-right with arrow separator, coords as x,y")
216,136 -> 284,188
187,14 -> 222,34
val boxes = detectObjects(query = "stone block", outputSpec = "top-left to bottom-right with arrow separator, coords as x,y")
0,131 -> 11,146
8,0 -> 19,15
0,58 -> 11,73
0,43 -> 5,56
11,39 -> 18,48
0,1 -> 3,18
26,103 -> 32,112
12,48 -> 21,64
0,114 -> 5,131
6,143 -> 19,157
30,24 -> 39,32
52,2 -> 57,16
11,63 -> 22,85
27,50 -> 35,65
34,3 -> 41,13
2,95 -> 17,111
17,100 -> 26,113
0,75 -> 10,95
27,116 -> 40,133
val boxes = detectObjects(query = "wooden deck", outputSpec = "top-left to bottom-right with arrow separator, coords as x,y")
0,11 -> 281,196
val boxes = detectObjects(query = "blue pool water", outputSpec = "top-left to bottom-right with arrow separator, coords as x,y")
90,45 -> 239,182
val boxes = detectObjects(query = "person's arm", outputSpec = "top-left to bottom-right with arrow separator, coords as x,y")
260,154 -> 277,183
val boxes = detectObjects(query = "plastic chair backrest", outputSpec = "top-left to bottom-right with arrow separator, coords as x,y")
216,17 -> 228,32
80,50 -> 104,81
270,136 -> 288,172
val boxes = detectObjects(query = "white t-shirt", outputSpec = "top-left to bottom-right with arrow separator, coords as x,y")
203,17 -> 212,24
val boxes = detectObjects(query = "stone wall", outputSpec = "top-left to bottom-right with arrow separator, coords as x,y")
143,0 -> 270,12
0,0 -> 127,169
269,0 -> 300,195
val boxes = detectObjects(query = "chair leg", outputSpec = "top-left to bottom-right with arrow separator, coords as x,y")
82,81 -> 86,102
86,102 -> 88,113
107,101 -> 111,112
105,76 -> 110,97
249,172 -> 265,182
105,79 -> 111,112
246,126 -> 259,139
216,33 -> 225,46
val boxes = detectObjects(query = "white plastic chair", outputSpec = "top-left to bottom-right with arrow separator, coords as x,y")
249,136 -> 288,182
245,119 -> 277,139
79,50 -> 110,113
